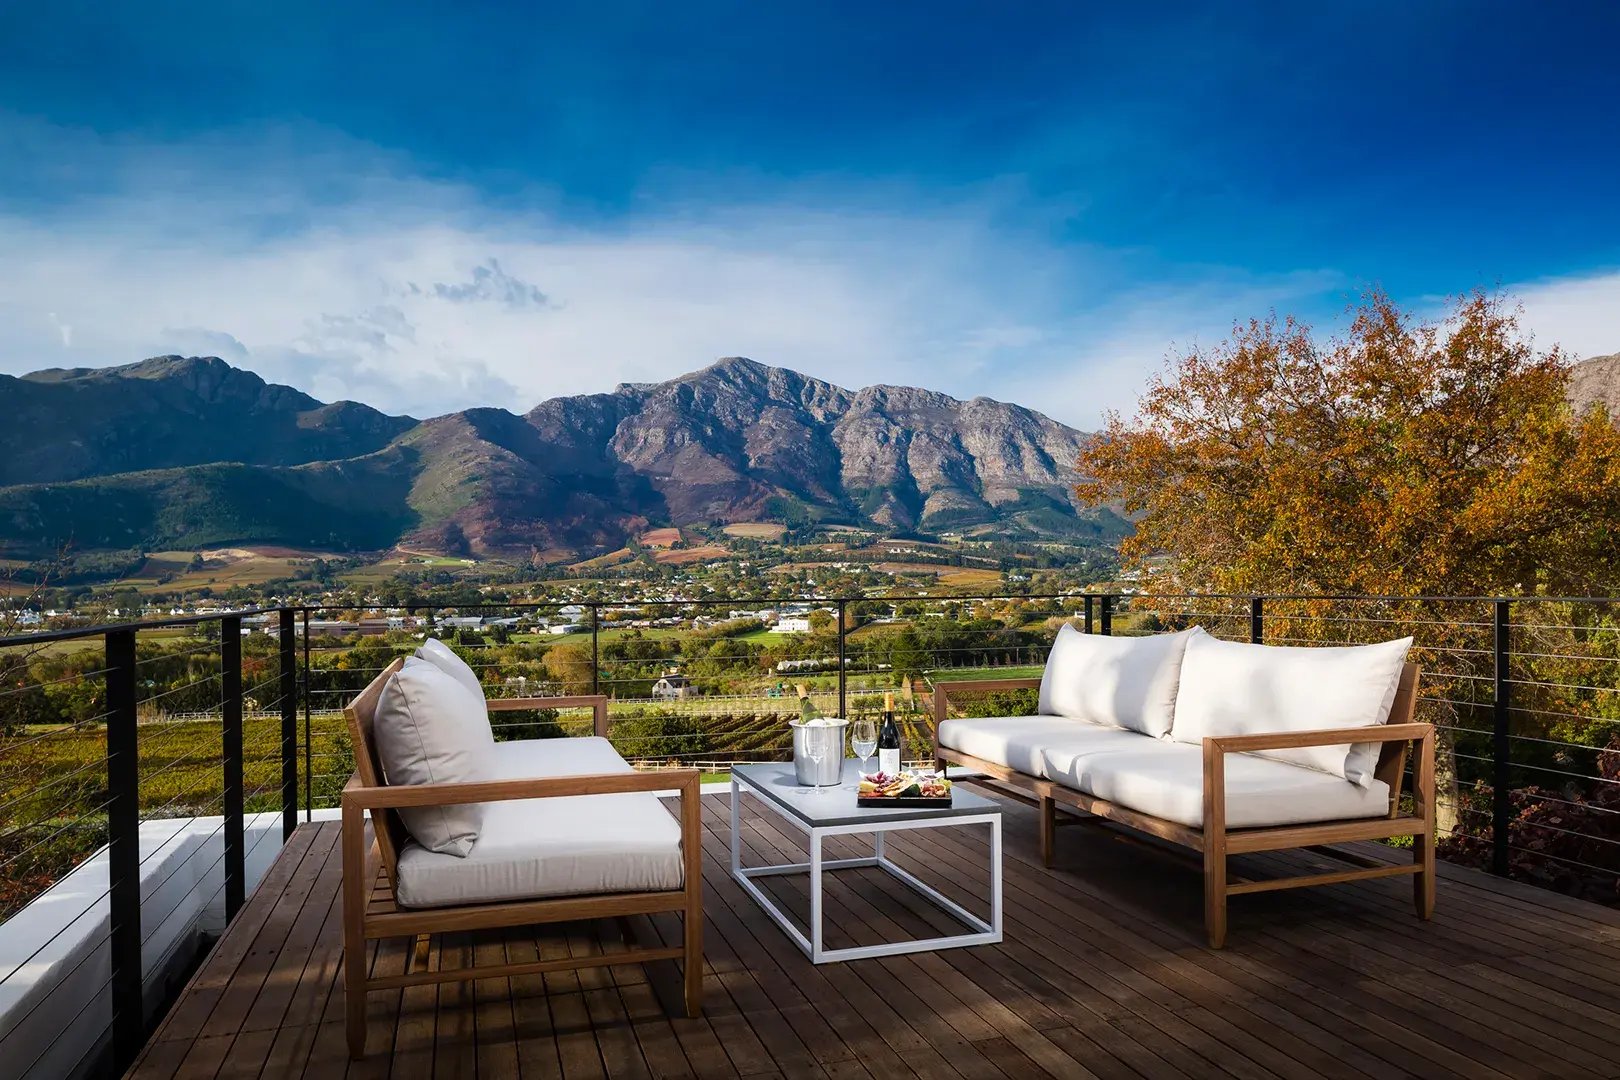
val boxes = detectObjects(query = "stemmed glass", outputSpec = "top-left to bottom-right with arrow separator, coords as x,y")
851,718 -> 878,775
804,726 -> 830,792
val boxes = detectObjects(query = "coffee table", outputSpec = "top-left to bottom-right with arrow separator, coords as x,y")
729,760 -> 1003,963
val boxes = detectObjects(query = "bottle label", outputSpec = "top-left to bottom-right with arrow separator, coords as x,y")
878,748 -> 901,776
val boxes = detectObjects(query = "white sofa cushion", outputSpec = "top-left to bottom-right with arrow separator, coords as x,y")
1171,634 -> 1411,786
936,716 -> 1134,776
417,637 -> 486,701
1037,623 -> 1200,737
1042,740 -> 1392,829
394,736 -> 684,908
375,656 -> 495,857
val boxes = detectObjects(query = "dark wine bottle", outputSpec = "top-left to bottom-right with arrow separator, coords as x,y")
878,701 -> 901,777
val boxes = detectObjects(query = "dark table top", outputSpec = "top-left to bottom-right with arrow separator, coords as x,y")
731,760 -> 1001,828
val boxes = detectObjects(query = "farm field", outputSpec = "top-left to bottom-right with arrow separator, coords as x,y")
928,664 -> 1045,682
721,522 -> 788,540
568,548 -> 635,572
109,548 -> 320,593
653,544 -> 729,565
638,527 -> 684,548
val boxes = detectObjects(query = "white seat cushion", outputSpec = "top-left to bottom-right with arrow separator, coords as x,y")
394,737 -> 684,909
1171,634 -> 1412,786
937,715 -> 1143,776
1038,624 -> 1200,737
375,657 -> 495,856
1042,740 -> 1392,829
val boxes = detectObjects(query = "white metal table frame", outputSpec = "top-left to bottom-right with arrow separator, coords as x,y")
729,771 -> 1003,964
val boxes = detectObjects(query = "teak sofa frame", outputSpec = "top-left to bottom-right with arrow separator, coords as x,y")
933,663 -> 1433,947
341,657 -> 702,1059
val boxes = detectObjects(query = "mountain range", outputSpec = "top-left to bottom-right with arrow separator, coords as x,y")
0,356 -> 1123,560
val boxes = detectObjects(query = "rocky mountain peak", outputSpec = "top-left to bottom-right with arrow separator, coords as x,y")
1569,352 -> 1620,417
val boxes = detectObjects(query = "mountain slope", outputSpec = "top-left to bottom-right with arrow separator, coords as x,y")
1569,352 -> 1620,417
0,354 -> 1121,556
0,447 -> 421,553
0,356 -> 416,485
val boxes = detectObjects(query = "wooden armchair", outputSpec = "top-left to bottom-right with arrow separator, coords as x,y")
341,658 -> 702,1059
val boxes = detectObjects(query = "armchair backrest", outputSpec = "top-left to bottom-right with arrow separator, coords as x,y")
343,656 -> 410,886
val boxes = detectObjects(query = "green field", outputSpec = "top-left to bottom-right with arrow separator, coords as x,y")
928,664 -> 1044,682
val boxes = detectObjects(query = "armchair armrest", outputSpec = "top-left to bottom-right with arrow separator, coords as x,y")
485,693 -> 609,737
342,768 -> 699,810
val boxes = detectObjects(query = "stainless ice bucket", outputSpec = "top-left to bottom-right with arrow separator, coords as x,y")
789,718 -> 847,786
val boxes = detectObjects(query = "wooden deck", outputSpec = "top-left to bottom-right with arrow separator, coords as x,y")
130,786 -> 1620,1080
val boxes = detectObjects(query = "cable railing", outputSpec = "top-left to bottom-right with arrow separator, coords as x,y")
1,591 -> 1618,1072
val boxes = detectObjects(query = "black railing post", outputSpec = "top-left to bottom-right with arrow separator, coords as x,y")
105,627 -> 143,1070
279,608 -> 297,841
221,616 -> 245,919
1492,599 -> 1512,876
302,608 -> 312,822
837,599 -> 848,718
1083,595 -> 1094,634
1250,596 -> 1264,644
1099,595 -> 1113,636
590,603 -> 600,696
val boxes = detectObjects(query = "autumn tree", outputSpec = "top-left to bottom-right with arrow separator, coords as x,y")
1076,292 -> 1620,597
542,643 -> 595,695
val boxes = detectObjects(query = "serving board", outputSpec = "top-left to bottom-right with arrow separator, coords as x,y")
856,794 -> 954,808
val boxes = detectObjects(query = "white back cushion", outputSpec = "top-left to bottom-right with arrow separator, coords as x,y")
1038,624 -> 1201,738
375,656 -> 495,856
417,637 -> 486,701
1172,634 -> 1412,786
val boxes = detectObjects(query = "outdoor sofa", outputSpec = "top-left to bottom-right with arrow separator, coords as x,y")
933,625 -> 1434,947
340,639 -> 702,1059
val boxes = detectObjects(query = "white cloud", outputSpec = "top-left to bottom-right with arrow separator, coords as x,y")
0,119 -> 1358,427
1511,269 -> 1620,361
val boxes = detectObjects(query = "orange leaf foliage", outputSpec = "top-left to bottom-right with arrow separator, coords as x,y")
1076,292 -> 1620,596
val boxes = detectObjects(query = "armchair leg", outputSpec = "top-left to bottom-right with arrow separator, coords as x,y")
342,803 -> 368,1059
683,907 -> 703,1017
1038,796 -> 1055,867
680,774 -> 703,1017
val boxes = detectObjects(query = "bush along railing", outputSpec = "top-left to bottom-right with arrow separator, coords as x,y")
1,592 -> 1617,1071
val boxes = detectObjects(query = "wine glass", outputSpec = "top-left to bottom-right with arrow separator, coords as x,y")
851,718 -> 877,774
804,726 -> 829,792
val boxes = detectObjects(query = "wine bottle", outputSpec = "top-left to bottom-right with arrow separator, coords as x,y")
796,684 -> 819,724
878,698 -> 901,777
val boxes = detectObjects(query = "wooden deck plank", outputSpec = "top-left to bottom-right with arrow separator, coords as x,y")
126,788 -> 1620,1080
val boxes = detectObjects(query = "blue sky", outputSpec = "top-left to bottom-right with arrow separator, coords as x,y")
1,2 -> 1617,424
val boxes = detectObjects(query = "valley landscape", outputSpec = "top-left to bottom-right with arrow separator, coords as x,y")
0,354 -> 1124,579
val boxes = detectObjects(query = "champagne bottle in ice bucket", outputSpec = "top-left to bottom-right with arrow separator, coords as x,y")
796,683 -> 819,724
791,684 -> 844,786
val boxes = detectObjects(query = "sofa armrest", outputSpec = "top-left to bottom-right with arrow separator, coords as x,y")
931,678 -> 1043,739
486,693 -> 609,736
931,678 -> 1044,754
1201,723 -> 1435,838
1204,722 -> 1431,755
